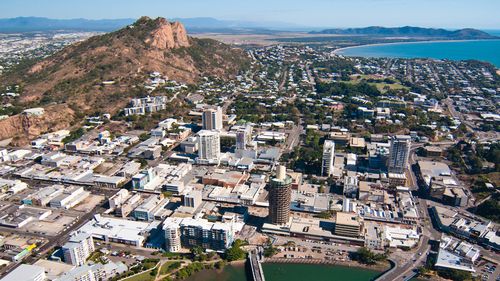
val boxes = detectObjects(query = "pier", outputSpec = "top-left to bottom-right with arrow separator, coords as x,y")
249,248 -> 266,281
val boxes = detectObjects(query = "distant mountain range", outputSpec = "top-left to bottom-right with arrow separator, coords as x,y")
1,17 -> 497,39
0,17 -> 135,32
0,16 -> 305,33
310,26 -> 497,39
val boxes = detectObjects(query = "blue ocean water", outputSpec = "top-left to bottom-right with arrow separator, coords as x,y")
336,39 -> 500,67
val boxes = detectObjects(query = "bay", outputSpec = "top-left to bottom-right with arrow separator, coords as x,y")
336,39 -> 500,67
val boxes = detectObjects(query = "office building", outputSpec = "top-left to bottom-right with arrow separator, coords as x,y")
235,125 -> 253,150
334,212 -> 362,238
182,189 -> 202,209
343,175 -> 359,198
388,135 -> 411,174
78,214 -> 159,247
49,186 -> 90,210
202,106 -> 223,130
62,232 -> 95,266
133,195 -> 168,221
321,140 -> 335,176
268,165 -> 292,225
197,130 -> 221,164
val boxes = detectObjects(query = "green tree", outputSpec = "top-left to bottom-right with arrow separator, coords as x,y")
437,268 -> 473,281
353,247 -> 387,265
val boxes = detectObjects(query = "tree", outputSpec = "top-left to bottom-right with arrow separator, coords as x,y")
139,133 -> 150,141
190,246 -> 205,261
436,268 -> 473,281
263,239 -> 278,257
225,244 -> 245,261
315,211 -> 333,219
474,194 -> 500,223
352,247 -> 387,265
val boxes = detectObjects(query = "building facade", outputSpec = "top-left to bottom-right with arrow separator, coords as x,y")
163,218 -> 234,252
202,107 -> 223,130
236,125 -> 253,150
388,135 -> 411,174
268,165 -> 292,225
321,140 -> 335,176
197,130 -> 221,164
62,232 -> 95,266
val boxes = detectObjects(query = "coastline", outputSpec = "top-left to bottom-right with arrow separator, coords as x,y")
332,38 -> 500,55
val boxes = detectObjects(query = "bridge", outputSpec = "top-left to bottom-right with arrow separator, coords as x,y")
248,248 -> 266,281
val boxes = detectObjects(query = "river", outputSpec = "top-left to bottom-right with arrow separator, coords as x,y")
184,262 -> 382,281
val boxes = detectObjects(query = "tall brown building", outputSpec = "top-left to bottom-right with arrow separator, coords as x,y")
268,165 -> 292,225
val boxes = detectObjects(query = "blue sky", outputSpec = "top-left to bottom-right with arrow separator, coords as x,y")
1,0 -> 499,29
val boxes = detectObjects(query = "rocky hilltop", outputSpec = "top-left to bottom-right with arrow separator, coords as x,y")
0,17 -> 250,145
144,17 -> 190,49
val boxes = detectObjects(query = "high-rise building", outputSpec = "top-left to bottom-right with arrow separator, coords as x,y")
163,217 -> 234,252
163,218 -> 182,253
235,125 -> 253,150
197,130 -> 221,164
268,165 -> 292,225
202,106 -> 223,130
388,135 -> 411,174
321,140 -> 335,176
62,232 -> 95,266
343,175 -> 359,198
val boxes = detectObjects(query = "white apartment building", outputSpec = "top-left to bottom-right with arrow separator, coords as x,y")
163,218 -> 182,252
321,140 -> 335,176
62,232 -> 95,266
197,130 -> 221,164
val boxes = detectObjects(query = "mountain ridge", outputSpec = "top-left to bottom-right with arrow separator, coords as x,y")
310,26 -> 497,39
0,16 -> 304,33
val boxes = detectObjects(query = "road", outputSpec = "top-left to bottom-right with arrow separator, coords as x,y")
377,143 -> 445,281
377,236 -> 430,281
0,203 -> 105,278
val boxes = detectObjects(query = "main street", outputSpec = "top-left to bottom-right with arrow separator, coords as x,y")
0,203 -> 105,278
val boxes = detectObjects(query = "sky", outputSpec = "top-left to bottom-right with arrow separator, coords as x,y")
1,0 -> 499,29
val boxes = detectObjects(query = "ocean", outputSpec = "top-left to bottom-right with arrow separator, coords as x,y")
336,39 -> 500,67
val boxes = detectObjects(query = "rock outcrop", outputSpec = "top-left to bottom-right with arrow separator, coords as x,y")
144,17 -> 190,49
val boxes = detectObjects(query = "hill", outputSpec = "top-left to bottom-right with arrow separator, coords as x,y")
310,26 -> 497,39
0,16 -> 250,145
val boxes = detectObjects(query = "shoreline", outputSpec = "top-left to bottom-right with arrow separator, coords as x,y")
332,38 -> 500,55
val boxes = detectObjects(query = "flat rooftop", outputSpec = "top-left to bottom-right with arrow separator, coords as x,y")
335,212 -> 360,227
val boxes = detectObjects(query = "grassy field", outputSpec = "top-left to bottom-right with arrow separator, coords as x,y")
122,271 -> 155,281
348,74 -> 409,93
371,82 -> 408,92
159,261 -> 182,275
